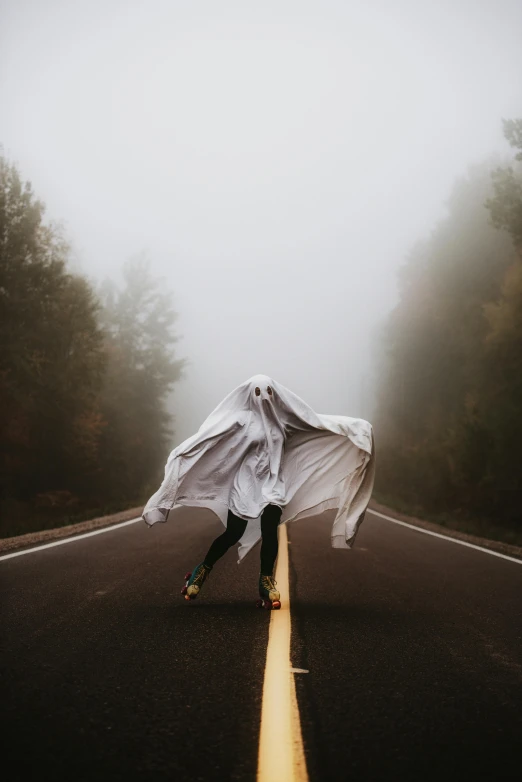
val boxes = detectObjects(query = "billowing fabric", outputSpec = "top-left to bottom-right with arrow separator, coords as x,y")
142,374 -> 375,561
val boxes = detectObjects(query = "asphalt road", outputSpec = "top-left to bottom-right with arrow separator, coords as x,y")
2,509 -> 521,782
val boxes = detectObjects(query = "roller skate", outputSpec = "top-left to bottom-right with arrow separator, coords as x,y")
181,562 -> 212,601
255,574 -> 281,610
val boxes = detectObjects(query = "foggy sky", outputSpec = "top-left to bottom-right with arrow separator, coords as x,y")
1,0 -> 521,444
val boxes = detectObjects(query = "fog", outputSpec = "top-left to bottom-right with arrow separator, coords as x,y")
2,0 -> 521,444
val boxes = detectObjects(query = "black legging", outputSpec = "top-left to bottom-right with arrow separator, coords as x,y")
203,504 -> 282,574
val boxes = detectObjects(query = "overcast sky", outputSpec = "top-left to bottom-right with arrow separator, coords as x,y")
1,0 -> 521,443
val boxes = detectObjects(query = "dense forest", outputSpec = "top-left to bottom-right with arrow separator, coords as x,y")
374,119 -> 522,544
0,154 -> 185,536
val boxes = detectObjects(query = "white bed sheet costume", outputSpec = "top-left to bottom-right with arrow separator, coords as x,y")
142,374 -> 376,561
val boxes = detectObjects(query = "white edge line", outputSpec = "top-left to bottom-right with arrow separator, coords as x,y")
368,509 -> 522,565
3,509 -> 520,567
0,517 -> 142,562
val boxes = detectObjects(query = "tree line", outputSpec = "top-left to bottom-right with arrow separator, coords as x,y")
374,119 -> 522,542
0,154 -> 185,535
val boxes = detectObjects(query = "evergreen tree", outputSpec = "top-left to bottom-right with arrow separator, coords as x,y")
96,256 -> 186,500
0,154 -> 105,511
481,118 -> 522,522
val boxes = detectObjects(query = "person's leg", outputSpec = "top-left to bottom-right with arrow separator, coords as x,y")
183,511 -> 248,600
203,510 -> 248,568
257,504 -> 283,608
260,504 -> 282,575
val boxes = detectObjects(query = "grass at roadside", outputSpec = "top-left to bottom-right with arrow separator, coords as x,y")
372,492 -> 522,548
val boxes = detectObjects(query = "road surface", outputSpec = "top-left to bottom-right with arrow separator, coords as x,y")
2,508 -> 521,781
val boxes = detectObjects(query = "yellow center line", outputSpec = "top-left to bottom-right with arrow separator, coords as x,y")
257,524 -> 309,782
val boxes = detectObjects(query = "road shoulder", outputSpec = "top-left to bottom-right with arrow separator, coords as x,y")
0,506 -> 143,555
369,499 -> 522,561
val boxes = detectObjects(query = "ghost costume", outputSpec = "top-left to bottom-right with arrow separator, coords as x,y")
142,374 -> 375,561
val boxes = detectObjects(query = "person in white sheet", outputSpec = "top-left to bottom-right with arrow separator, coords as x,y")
142,374 -> 375,609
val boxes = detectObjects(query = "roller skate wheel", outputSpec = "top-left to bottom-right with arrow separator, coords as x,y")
263,600 -> 273,610
184,572 -> 192,580
272,601 -> 281,610
184,594 -> 192,601
181,586 -> 188,595
255,599 -> 264,609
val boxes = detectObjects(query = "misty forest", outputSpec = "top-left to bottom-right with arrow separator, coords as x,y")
0,157 -> 185,534
1,118 -> 521,542
374,118 -> 522,543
